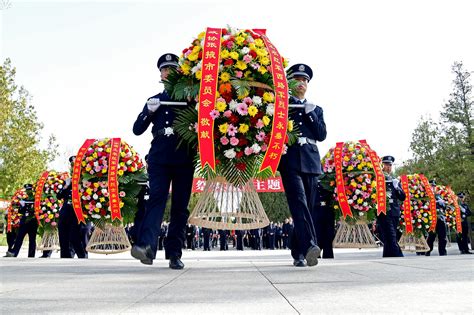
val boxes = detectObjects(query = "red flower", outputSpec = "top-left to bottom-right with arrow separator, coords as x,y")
238,137 -> 248,146
222,29 -> 228,35
229,114 -> 239,125
236,151 -> 244,159
249,50 -> 257,58
236,162 -> 246,171
224,59 -> 234,66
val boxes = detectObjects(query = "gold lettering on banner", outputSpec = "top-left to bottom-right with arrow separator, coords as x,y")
205,51 -> 216,59
201,99 -> 212,107
203,75 -> 214,83
200,118 -> 210,126
269,153 -> 278,159
200,131 -> 210,139
205,62 -> 215,70
203,86 -> 212,95
206,42 -> 216,48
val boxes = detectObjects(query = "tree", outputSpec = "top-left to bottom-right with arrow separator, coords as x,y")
0,58 -> 58,198
398,61 -> 473,203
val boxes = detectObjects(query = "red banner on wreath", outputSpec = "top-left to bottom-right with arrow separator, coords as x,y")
447,186 -> 462,233
419,174 -> 437,231
359,139 -> 386,215
34,171 -> 49,224
72,139 -> 95,224
254,29 -> 289,175
197,27 -> 222,171
108,138 -> 122,221
400,175 -> 413,234
7,203 -> 13,232
334,142 -> 353,219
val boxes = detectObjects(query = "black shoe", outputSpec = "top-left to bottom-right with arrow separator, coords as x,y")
39,256 -> 50,258
305,245 -> 321,267
4,251 -> 15,258
465,251 -> 473,254
131,245 -> 153,265
169,256 -> 184,270
293,259 -> 306,267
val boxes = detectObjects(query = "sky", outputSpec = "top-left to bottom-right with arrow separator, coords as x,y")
1,0 -> 474,172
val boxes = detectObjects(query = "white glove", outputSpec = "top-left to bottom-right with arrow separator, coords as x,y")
304,102 -> 316,114
65,178 -> 72,187
146,98 -> 161,113
392,178 -> 399,188
19,200 -> 25,207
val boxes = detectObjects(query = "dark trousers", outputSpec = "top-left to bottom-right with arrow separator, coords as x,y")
427,219 -> 447,255
282,235 -> 289,249
58,204 -> 87,258
280,169 -> 318,260
203,232 -> 211,251
12,218 -> 38,257
313,203 -> 335,258
6,229 -> 17,252
236,231 -> 244,250
377,214 -> 403,257
456,221 -> 471,252
139,163 -> 194,259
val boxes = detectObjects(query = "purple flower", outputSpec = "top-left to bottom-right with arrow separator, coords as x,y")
256,131 -> 265,141
243,97 -> 253,106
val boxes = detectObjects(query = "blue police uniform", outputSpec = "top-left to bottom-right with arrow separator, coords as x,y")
202,227 -> 211,251
279,63 -> 327,266
128,182 -> 150,245
8,185 -> 38,257
57,184 -> 87,258
426,183 -> 448,256
315,180 -> 335,258
131,54 -> 195,268
456,193 -> 472,254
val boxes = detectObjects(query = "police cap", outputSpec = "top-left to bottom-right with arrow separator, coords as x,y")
382,155 -> 395,164
457,192 -> 465,198
429,179 -> 436,186
68,155 -> 76,163
287,63 -> 313,82
157,53 -> 179,70
24,183 -> 33,190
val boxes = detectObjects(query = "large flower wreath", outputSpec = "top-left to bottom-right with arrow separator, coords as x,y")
434,184 -> 461,233
72,138 -> 147,226
398,174 -> 435,237
164,26 -> 299,186
320,140 -> 386,223
6,188 -> 28,232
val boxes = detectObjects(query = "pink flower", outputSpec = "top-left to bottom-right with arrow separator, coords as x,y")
256,131 -> 265,141
119,191 -> 126,197
223,110 -> 232,118
244,147 -> 253,155
45,218 -> 50,223
51,222 -> 57,226
256,119 -> 264,129
243,55 -> 253,63
243,97 -> 253,106
230,137 -> 239,146
227,124 -> 237,137
261,144 -> 268,152
216,97 -> 226,103
210,110 -> 220,120
220,137 -> 229,145
236,103 -> 248,115
235,71 -> 243,78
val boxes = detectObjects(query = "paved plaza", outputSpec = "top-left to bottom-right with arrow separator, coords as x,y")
1,245 -> 473,314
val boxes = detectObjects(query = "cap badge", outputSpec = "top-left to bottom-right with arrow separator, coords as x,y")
298,65 -> 305,71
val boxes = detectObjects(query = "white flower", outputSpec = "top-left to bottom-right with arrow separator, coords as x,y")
92,214 -> 101,219
93,193 -> 98,200
358,212 -> 365,216
252,96 -> 262,106
229,100 -> 238,111
348,199 -> 353,205
96,202 -> 102,208
224,149 -> 236,159
251,143 -> 261,154
266,103 -> 274,116
241,47 -> 250,54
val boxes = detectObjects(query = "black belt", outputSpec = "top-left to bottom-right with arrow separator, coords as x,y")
152,128 -> 174,138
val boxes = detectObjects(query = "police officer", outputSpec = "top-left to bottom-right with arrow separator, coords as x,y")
315,179 -> 336,258
456,192 -> 472,254
131,53 -> 195,269
377,156 -> 405,257
426,180 -> 448,256
57,156 -> 87,258
201,227 -> 211,251
6,184 -> 38,257
279,63 -> 326,267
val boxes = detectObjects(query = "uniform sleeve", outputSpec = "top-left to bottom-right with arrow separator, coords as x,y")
393,184 -> 406,202
133,104 -> 154,135
304,106 -> 327,141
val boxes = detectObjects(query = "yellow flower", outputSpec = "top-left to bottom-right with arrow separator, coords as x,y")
282,58 -> 289,68
48,214 -> 54,219
102,168 -> 107,174
361,185 -> 367,191
260,56 -> 270,65
181,63 -> 191,75
218,123 -> 228,134
343,156 -> 350,162
235,60 -> 247,70
254,38 -> 264,47
98,141 -> 104,147
357,164 -> 363,170
258,66 -> 267,74
256,48 -> 267,57
192,46 -> 200,53
99,197 -> 105,202
47,202 -> 52,207
249,43 -> 256,50
86,188 -> 93,195
195,70 -> 202,80
92,152 -> 98,159
230,51 -> 239,60
350,182 -> 357,188
216,101 -> 227,112
248,105 -> 258,117
119,202 -> 124,208
221,50 -> 230,59
188,53 -> 199,61
235,36 -> 245,45
357,154 -> 363,160
118,170 -> 124,176
262,92 -> 274,103
371,181 -> 377,188
347,165 -> 354,171
262,116 -> 270,126
357,198 -> 363,204
197,31 -> 206,40
220,72 -> 230,82
288,120 -> 294,132
239,124 -> 249,134
93,183 -> 99,188
371,194 -> 377,199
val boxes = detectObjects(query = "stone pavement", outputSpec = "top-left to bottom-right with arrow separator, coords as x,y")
1,245 -> 473,314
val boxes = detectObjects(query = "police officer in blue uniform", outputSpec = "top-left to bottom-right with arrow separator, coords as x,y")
131,53 -> 195,269
426,180 -> 448,256
6,184 -> 38,257
377,156 -> 405,257
279,63 -> 326,267
129,154 -> 150,245
456,192 -> 472,254
57,156 -> 88,258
